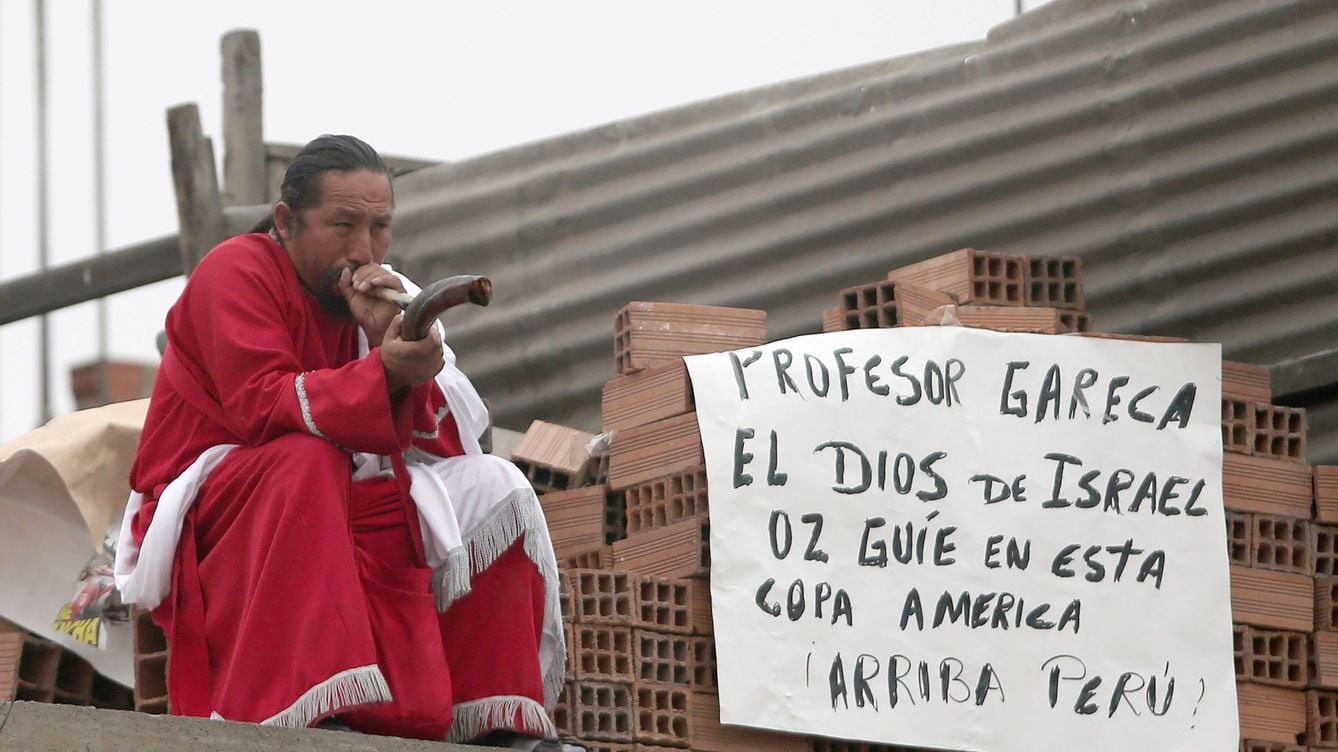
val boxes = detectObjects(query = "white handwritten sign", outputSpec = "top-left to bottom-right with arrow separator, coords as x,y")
685,327 -> 1236,752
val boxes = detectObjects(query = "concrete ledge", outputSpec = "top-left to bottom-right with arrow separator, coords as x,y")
0,702 -> 501,751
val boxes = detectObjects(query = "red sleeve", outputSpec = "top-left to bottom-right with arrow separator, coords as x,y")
169,239 -> 407,455
408,381 -> 466,458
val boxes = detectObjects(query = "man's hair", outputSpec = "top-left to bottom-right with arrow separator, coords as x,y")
252,134 -> 393,235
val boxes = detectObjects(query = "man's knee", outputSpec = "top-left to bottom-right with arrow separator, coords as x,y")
262,433 -> 351,476
453,454 -> 531,492
226,434 -> 352,509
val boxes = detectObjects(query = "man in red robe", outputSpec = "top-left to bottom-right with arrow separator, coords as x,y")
114,135 -> 569,748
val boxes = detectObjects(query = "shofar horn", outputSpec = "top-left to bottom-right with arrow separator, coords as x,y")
371,275 -> 492,341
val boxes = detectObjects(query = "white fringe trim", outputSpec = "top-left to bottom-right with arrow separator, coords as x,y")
433,488 -> 568,709
228,664 -> 394,728
446,694 -> 557,743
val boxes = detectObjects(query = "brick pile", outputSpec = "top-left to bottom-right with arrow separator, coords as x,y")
132,607 -> 169,714
533,251 -> 1334,751
823,248 -> 1089,335
1303,425 -> 1338,748
523,301 -> 806,751
0,616 -> 133,711
1221,358 -> 1317,747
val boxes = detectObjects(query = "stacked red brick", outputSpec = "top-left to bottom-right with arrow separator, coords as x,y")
822,249 -> 1326,750
1219,361 -> 1317,747
0,616 -> 133,710
539,300 -> 808,752
1307,425 -> 1338,748
540,260 -> 1325,749
132,607 -> 170,713
823,248 -> 1090,334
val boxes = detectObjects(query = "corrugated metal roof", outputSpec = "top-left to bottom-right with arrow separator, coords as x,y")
383,0 -> 1338,462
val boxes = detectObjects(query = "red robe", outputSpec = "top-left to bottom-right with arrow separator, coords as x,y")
128,233 -> 554,739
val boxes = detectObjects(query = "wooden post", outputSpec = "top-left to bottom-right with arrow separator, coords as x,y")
221,30 -> 265,207
167,103 -> 225,276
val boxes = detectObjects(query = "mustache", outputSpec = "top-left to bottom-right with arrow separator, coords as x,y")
320,263 -> 360,291
315,263 -> 360,318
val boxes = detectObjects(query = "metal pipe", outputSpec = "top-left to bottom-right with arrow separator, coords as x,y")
35,0 -> 51,424
93,0 -> 108,406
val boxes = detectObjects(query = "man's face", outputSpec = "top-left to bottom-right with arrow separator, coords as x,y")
277,169 -> 394,314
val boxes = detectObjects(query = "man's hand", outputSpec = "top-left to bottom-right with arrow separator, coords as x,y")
339,264 -> 404,347
381,312 -> 444,392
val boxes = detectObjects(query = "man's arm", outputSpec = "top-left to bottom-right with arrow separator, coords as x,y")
175,245 -> 425,454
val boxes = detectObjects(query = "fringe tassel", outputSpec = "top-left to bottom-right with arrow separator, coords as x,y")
446,694 -> 557,743
252,664 -> 392,728
433,487 -> 568,710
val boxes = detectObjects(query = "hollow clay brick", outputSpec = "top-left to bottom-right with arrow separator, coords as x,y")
543,486 -> 610,559
612,518 -> 709,579
1251,514 -> 1311,575
886,248 -> 1024,307
951,304 -> 1089,334
1223,360 -> 1272,403
1318,467 -> 1338,524
132,607 -> 170,713
134,651 -> 169,711
822,307 -> 844,333
0,621 -> 22,702
1227,511 -> 1253,567
573,569 -> 636,625
605,490 -> 628,545
609,413 -> 703,492
1252,403 -> 1307,463
632,629 -> 692,686
1308,689 -> 1338,747
1314,632 -> 1338,690
512,420 -> 597,493
572,623 -> 634,683
690,635 -> 717,694
552,681 -> 575,738
1316,524 -> 1338,577
602,360 -> 695,434
1223,454 -> 1313,519
1023,254 -> 1084,309
625,465 -> 709,535
1223,397 -> 1254,455
633,682 -> 691,747
561,544 -> 615,571
635,576 -> 692,634
1317,577 -> 1338,631
837,280 -> 955,329
1230,565 -> 1312,632
614,302 -> 767,376
1232,625 -> 1308,688
587,432 -> 612,487
574,680 -> 635,742
1236,682 -> 1305,745
133,606 -> 167,655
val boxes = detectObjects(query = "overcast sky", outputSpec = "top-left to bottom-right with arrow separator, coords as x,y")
0,0 -> 1038,442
